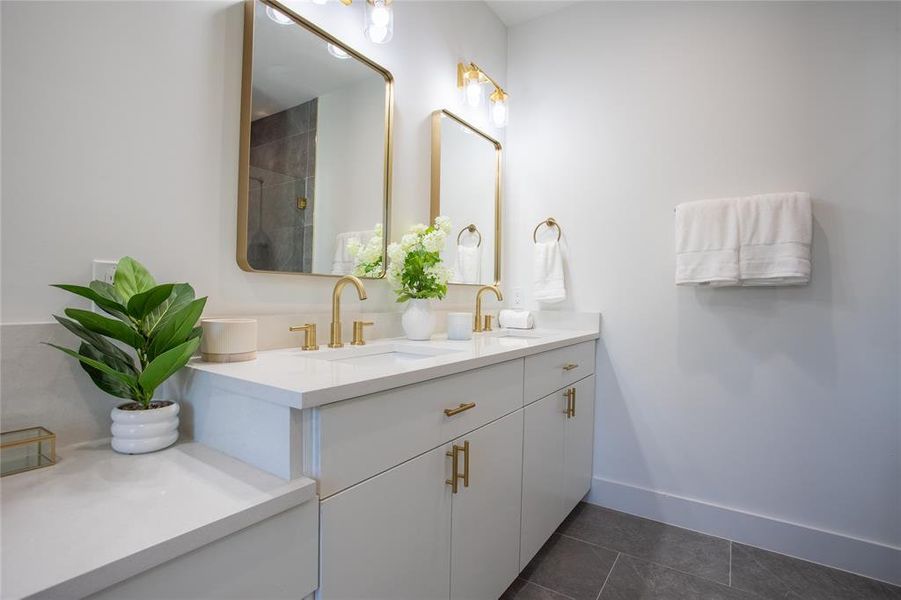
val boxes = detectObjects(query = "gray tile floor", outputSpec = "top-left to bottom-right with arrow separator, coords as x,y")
502,503 -> 901,600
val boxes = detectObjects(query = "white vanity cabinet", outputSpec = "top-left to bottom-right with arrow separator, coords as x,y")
315,341 -> 595,600
521,373 -> 596,569
450,410 -> 524,600
318,402 -> 524,600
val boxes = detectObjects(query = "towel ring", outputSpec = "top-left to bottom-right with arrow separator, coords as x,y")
532,217 -> 562,243
457,224 -> 482,247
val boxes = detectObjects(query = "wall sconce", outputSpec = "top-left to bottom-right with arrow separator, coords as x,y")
457,62 -> 509,128
338,0 -> 394,44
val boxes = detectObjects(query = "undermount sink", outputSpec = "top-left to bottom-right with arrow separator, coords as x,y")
312,343 -> 463,368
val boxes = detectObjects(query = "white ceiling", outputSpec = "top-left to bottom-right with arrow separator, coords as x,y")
485,1 -> 578,28
251,1 -> 380,119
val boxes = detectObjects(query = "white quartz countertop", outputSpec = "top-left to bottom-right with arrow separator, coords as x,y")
185,326 -> 600,410
0,441 -> 316,600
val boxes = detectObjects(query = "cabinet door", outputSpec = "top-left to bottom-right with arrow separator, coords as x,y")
450,411 -> 524,600
520,390 -> 567,570
564,375 -> 596,513
319,445 -> 452,600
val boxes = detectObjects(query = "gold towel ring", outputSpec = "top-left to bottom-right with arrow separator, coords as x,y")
532,217 -> 561,243
457,224 -> 482,247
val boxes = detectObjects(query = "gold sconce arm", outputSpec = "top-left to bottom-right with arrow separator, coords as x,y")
456,61 -> 508,98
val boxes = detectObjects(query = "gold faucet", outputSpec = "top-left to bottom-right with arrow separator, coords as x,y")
473,285 -> 503,332
330,275 -> 368,348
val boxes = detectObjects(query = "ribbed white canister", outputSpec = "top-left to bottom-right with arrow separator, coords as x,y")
200,318 -> 258,362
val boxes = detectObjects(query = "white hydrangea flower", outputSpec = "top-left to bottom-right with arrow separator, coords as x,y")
411,223 -> 428,235
434,215 -> 452,234
401,233 -> 418,250
421,231 -> 446,253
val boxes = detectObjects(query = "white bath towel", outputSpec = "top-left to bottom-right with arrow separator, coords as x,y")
498,309 -> 534,329
533,240 -> 566,303
331,230 -> 374,275
674,197 -> 741,286
454,245 -> 480,284
737,192 -> 811,286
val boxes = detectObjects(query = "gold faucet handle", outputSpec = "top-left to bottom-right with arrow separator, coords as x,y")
350,321 -> 374,346
289,323 -> 319,351
483,314 -> 494,331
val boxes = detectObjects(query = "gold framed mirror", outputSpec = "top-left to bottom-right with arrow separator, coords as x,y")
237,0 -> 393,278
430,110 -> 502,286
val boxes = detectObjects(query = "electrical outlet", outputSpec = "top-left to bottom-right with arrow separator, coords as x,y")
511,287 -> 525,308
92,260 -> 117,285
91,260 -> 117,313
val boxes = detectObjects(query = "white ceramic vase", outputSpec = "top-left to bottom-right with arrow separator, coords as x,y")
110,401 -> 179,454
401,299 -> 436,341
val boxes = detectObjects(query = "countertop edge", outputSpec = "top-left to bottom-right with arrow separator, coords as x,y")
25,478 -> 316,600
185,330 -> 600,411
298,331 -> 601,409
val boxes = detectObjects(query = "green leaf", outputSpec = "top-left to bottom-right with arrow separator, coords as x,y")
145,283 -> 195,334
114,257 -> 156,301
77,342 -> 136,400
64,308 -> 143,349
53,315 -> 137,373
148,297 -> 206,360
126,283 -> 174,321
138,337 -> 200,399
51,284 -> 129,320
90,280 -> 124,303
45,343 -> 139,390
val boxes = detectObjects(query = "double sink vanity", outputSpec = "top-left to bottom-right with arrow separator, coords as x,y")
181,301 -> 600,600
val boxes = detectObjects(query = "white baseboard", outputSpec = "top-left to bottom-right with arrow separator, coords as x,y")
586,476 -> 901,586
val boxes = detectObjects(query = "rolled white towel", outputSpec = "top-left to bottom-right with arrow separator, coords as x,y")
498,309 -> 534,330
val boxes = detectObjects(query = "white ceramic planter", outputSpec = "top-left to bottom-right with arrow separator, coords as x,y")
110,401 -> 179,454
401,299 -> 436,341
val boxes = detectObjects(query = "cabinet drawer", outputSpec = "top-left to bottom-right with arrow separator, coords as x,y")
314,359 -> 524,497
523,341 -> 595,403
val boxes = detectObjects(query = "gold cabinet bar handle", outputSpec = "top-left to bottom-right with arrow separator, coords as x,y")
564,388 -> 573,418
571,387 -> 576,417
462,440 -> 470,488
446,444 -> 461,493
563,363 -> 579,371
444,402 -> 476,417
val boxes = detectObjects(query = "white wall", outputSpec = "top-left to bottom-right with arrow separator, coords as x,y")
314,78 -> 386,274
506,1 -> 900,583
439,116 -> 497,284
0,0 -> 506,442
0,0 -> 507,323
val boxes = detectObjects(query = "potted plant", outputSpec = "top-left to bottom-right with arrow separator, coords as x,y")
386,216 -> 453,340
46,257 -> 206,454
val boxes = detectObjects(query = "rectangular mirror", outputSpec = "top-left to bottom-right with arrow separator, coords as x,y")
430,110 -> 501,286
238,0 -> 393,277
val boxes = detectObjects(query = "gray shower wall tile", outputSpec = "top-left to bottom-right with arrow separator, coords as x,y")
249,132 -> 313,180
250,99 -> 316,147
